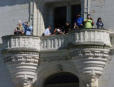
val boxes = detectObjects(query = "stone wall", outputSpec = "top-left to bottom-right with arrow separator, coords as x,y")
99,55 -> 114,87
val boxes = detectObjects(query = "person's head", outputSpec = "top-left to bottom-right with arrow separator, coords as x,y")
24,21 -> 30,27
87,14 -> 91,19
18,20 -> 22,24
74,22 -> 77,26
18,20 -> 22,26
66,22 -> 70,26
48,25 -> 51,30
77,14 -> 81,18
97,17 -> 102,22
18,23 -> 22,27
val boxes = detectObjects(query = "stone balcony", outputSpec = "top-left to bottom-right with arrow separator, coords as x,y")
2,29 -> 111,52
1,29 -> 112,87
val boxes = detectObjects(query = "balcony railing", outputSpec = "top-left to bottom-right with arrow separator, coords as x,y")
2,35 -> 40,51
40,29 -> 111,51
2,29 -> 112,52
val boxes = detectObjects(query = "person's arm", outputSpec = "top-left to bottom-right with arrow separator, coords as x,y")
96,22 -> 98,26
44,29 -> 48,36
80,18 -> 84,26
84,19 -> 88,22
54,29 -> 57,34
102,22 -> 104,28
22,23 -> 26,29
102,22 -> 104,26
26,26 -> 32,31
29,26 -> 32,31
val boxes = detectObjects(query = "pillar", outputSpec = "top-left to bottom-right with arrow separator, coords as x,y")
66,2 -> 71,23
29,0 -> 34,25
33,0 -> 45,36
81,0 -> 91,18
33,0 -> 38,36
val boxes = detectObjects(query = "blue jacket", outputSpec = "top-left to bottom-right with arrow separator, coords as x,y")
75,17 -> 84,26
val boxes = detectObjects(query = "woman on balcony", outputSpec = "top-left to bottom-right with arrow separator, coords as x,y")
96,17 -> 104,29
14,21 -> 24,35
84,14 -> 94,29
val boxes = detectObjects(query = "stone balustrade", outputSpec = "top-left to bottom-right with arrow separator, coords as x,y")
2,29 -> 111,52
40,29 -> 111,51
72,29 -> 111,46
2,35 -> 40,51
40,34 -> 68,51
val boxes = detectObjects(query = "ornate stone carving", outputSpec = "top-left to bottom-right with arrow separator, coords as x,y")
3,53 -> 39,87
4,54 -> 39,64
70,48 -> 110,78
2,41 -> 39,87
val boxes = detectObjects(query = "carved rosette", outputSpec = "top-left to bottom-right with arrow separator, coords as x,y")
3,51 -> 39,87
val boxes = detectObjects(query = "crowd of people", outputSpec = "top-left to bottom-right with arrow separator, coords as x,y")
14,20 -> 32,35
43,14 -> 104,36
14,14 -> 104,36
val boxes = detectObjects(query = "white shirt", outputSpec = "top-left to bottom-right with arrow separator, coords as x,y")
44,28 -> 51,36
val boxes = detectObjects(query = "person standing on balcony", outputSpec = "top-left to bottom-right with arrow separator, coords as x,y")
74,14 -> 84,28
23,22 -> 33,35
44,25 -> 52,36
84,14 -> 94,29
73,22 -> 79,30
14,20 -> 24,35
64,22 -> 71,34
96,17 -> 104,29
